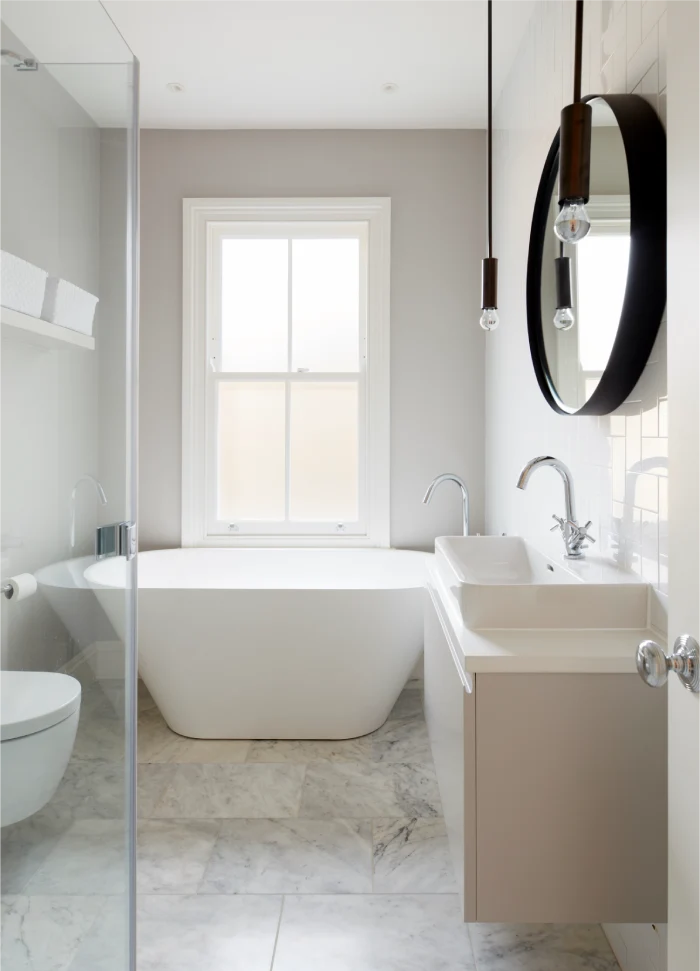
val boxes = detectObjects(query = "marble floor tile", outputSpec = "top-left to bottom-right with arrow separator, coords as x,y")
137,819 -> 221,893
137,764 -> 178,818
1,811 -> 73,894
467,923 -> 621,970
372,818 -> 457,893
81,680 -> 131,726
137,893 -> 282,971
150,763 -> 306,818
299,761 -> 442,819
138,710 -> 251,764
405,673 -> 424,689
368,715 -> 432,763
273,894 -> 475,971
246,736 -> 371,763
24,820 -> 127,895
72,704 -> 125,762
80,681 -> 124,719
67,895 -> 128,971
199,818 -> 372,894
165,736 -> 252,763
1,894 -> 107,971
51,759 -> 126,821
138,679 -> 158,713
388,688 -> 424,719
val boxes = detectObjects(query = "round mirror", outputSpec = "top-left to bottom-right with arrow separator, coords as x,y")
526,94 -> 666,416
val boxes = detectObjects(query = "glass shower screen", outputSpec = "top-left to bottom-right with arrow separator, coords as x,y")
0,5 -> 138,969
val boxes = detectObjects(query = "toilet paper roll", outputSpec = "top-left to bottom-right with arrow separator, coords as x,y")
5,573 -> 37,601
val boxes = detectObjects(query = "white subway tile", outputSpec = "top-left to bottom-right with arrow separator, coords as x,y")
627,412 -> 642,466
641,401 -> 659,437
642,436 -> 668,473
627,25 -> 658,91
658,12 -> 667,90
633,473 -> 659,512
627,0 -> 643,58
642,1 -> 666,39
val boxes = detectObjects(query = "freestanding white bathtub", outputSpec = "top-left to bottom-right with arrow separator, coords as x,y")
86,548 -> 430,739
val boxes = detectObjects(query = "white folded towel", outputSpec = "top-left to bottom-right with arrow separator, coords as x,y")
1,251 -> 48,318
42,277 -> 99,337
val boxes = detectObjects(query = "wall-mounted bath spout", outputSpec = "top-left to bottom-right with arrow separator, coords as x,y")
70,475 -> 108,550
423,474 -> 470,537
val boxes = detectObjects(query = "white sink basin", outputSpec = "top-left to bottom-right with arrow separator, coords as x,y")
434,535 -> 649,629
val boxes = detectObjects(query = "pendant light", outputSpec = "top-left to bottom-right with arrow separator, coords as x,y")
480,0 -> 499,331
553,243 -> 575,330
554,0 -> 592,243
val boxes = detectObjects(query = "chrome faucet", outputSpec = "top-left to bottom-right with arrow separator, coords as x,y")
516,455 -> 595,558
423,474 -> 470,537
70,474 -> 108,550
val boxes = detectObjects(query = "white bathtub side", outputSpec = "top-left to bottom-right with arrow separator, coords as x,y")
88,548 -> 430,740
138,587 -> 423,739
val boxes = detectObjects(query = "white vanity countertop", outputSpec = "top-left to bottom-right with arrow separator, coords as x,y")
427,564 -> 665,676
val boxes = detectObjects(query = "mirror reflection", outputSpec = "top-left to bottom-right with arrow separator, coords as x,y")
541,97 -> 630,410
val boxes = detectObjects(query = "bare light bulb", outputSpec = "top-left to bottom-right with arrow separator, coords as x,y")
553,307 -> 575,330
480,308 -> 499,331
554,201 -> 591,243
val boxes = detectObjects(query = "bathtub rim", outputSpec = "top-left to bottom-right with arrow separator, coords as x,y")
85,546 -> 434,592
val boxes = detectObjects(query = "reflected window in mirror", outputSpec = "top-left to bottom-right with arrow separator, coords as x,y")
576,197 -> 631,400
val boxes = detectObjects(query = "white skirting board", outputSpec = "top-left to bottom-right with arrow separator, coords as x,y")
603,923 -> 667,971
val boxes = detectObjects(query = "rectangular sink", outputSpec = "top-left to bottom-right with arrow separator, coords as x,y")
434,536 -> 649,629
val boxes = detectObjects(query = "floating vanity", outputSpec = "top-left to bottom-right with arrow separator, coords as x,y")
424,536 -> 667,924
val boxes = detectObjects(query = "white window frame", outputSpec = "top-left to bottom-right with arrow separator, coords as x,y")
182,197 -> 391,548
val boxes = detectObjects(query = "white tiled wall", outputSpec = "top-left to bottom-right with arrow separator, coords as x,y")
486,4 -> 668,969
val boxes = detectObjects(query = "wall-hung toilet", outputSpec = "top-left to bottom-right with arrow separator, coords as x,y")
1,671 -> 81,827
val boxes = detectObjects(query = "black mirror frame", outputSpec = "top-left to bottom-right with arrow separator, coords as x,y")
526,93 -> 667,416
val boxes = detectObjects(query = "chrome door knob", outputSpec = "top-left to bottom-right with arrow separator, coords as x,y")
636,635 -> 700,692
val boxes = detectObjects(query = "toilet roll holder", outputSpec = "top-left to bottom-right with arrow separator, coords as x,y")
2,577 -> 37,600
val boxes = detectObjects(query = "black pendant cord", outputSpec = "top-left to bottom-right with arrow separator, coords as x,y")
573,0 -> 584,102
487,0 -> 493,258
480,0 -> 498,318
557,0 -> 591,208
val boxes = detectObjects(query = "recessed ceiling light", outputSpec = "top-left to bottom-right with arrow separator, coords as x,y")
382,82 -> 398,94
166,82 -> 185,93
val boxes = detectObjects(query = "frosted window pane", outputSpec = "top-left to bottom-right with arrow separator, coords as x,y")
221,239 -> 288,371
290,383 -> 358,521
291,239 -> 360,372
218,382 -> 285,520
577,234 -> 630,372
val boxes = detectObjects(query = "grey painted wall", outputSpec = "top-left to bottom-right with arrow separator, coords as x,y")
139,129 -> 487,552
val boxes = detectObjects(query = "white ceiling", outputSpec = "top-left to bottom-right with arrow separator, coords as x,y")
101,0 -> 534,129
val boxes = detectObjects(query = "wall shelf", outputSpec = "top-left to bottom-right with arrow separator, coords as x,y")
1,307 -> 95,351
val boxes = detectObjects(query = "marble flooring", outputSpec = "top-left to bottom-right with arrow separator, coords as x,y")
1,678 -> 621,970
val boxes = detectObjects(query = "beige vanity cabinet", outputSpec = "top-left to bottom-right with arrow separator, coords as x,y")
424,587 -> 668,924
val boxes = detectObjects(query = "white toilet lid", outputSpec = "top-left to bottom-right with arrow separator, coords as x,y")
1,671 -> 82,741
